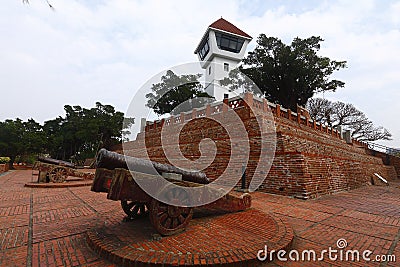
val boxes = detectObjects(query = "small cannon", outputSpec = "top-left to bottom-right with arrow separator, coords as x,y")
92,149 -> 251,236
33,156 -> 93,183
37,156 -> 75,168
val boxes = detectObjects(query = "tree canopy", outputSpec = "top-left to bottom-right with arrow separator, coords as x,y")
43,102 -> 134,162
307,98 -> 392,142
0,102 -> 134,168
0,118 -> 45,168
240,35 -> 347,111
146,70 -> 213,115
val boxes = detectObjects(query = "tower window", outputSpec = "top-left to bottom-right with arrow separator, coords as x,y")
198,37 -> 210,60
209,66 -> 211,75
215,32 -> 245,53
224,63 -> 229,71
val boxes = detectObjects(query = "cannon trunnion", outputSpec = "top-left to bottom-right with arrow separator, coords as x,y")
92,149 -> 251,236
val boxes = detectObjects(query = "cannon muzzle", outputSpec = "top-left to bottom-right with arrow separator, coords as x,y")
37,156 -> 75,168
96,148 -> 210,184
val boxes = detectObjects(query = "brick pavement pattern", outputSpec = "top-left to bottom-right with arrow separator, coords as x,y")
86,208 -> 293,266
1,170 -> 400,266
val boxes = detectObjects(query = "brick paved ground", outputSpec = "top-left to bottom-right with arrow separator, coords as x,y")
1,170 -> 399,266
86,208 -> 293,266
253,184 -> 400,267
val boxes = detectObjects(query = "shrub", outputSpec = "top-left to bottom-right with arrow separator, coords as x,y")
0,157 -> 11,164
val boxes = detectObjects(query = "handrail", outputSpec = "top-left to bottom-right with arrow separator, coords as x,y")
367,142 -> 400,158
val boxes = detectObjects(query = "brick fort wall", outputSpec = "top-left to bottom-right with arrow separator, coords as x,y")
121,93 -> 398,199
365,150 -> 400,179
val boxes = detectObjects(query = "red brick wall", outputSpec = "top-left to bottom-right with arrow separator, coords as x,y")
122,93 -> 398,199
269,117 -> 397,198
365,150 -> 400,179
0,164 -> 9,173
390,156 -> 400,179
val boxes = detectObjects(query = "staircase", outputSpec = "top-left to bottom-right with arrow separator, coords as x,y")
366,142 -> 400,179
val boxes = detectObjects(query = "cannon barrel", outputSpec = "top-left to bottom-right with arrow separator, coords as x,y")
96,148 -> 210,184
37,156 -> 75,168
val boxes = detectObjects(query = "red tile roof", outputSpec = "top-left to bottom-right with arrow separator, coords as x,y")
209,18 -> 252,39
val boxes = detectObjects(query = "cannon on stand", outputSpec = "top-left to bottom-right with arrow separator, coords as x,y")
33,156 -> 93,183
92,149 -> 251,236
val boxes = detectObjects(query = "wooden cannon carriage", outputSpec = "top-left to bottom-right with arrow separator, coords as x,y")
33,157 -> 93,183
92,149 -> 251,236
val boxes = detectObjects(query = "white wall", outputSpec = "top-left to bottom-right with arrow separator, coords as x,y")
205,58 -> 240,101
197,29 -> 251,101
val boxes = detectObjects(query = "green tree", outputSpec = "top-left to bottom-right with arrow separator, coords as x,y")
0,118 -> 45,169
0,119 -> 24,169
42,102 -> 134,163
42,117 -> 64,159
20,119 -> 46,163
0,103 -> 133,166
239,35 -> 347,111
146,70 -> 213,115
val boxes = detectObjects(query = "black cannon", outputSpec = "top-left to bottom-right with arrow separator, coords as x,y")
92,149 -> 251,236
33,156 -> 93,183
95,148 -> 209,184
38,156 -> 75,168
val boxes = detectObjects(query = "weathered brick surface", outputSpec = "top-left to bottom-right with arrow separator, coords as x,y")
252,183 -> 400,266
122,94 -> 398,199
0,171 -> 116,267
0,164 -> 9,173
266,117 -> 397,198
367,149 -> 400,179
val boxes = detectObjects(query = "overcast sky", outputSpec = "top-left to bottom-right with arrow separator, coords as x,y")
1,0 -> 399,147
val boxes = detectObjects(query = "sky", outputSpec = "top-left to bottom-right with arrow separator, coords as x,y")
0,0 -> 399,148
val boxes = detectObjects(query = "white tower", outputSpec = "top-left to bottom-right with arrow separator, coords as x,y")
194,18 -> 252,101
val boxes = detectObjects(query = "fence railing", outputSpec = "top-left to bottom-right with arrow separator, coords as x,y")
367,142 -> 400,158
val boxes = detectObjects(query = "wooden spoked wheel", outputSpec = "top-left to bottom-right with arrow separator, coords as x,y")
149,187 -> 193,236
121,201 -> 148,219
49,167 -> 68,183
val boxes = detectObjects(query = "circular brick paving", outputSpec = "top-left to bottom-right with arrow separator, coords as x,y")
24,179 -> 93,188
86,208 -> 293,266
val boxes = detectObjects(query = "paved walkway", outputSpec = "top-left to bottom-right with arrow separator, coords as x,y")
0,170 -> 399,266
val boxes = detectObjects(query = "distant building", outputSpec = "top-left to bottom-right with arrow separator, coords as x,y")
194,18 -> 252,101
